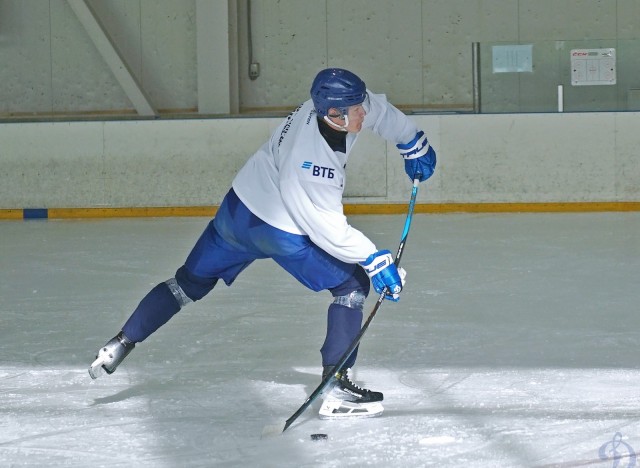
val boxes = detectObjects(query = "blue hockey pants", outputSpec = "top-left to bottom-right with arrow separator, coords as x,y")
123,188 -> 370,368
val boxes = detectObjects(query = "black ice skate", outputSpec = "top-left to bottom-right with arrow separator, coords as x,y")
88,331 -> 135,379
319,366 -> 384,419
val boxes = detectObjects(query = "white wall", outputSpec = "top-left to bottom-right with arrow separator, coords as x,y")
1,112 -> 638,209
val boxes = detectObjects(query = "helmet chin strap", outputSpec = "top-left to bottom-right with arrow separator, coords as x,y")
324,114 -> 349,132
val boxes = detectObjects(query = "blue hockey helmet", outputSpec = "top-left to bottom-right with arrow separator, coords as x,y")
310,68 -> 367,117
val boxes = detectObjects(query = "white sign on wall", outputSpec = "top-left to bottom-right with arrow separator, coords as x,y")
492,45 -> 533,73
570,48 -> 616,86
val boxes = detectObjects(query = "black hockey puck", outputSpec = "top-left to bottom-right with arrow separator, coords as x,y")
310,433 -> 328,441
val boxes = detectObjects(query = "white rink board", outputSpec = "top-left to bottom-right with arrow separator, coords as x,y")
1,112 -> 639,209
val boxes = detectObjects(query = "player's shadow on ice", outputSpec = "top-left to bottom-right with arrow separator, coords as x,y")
90,384 -> 149,406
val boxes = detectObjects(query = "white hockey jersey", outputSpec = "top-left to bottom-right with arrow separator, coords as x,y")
232,92 -> 419,264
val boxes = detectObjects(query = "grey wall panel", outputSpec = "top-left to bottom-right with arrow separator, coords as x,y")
423,0 -> 518,110
1,0 -> 639,117
51,0 -> 132,113
139,0 -> 197,111
617,0 -> 640,39
519,0 -> 617,41
0,0 -> 53,114
326,0 -> 423,108
238,0 -> 327,110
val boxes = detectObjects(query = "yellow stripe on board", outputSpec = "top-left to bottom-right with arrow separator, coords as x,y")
415,201 -> 640,214
48,206 -> 218,219
2,202 -> 640,220
344,201 -> 640,215
0,209 -> 25,220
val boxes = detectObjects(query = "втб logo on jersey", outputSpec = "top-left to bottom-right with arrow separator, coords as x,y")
301,161 -> 335,179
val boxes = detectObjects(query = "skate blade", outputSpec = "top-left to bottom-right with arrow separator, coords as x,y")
88,357 -> 106,379
318,399 -> 384,420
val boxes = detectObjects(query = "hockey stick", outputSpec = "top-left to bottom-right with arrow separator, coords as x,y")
262,175 -> 422,437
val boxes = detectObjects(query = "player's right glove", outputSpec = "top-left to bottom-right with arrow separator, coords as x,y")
360,250 -> 407,302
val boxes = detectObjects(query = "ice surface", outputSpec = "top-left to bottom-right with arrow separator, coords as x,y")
1,212 -> 639,467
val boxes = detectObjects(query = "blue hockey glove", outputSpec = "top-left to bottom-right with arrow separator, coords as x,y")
360,250 -> 407,302
397,130 -> 436,182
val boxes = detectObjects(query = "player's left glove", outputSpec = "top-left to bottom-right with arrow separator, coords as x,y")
360,250 -> 407,302
397,130 -> 436,182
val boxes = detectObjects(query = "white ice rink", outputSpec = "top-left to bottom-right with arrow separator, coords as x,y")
1,212 -> 639,467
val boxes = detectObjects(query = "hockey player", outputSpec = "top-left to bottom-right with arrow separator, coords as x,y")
89,68 -> 436,419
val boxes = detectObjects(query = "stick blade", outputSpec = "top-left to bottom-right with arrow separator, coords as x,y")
261,421 -> 286,439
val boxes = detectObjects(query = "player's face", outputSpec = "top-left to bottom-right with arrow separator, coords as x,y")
345,103 -> 366,132
327,95 -> 369,133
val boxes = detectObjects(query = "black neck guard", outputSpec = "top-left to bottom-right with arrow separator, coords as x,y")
317,117 -> 347,153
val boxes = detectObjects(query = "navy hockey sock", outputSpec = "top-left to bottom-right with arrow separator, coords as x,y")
122,283 -> 181,342
320,303 -> 363,368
